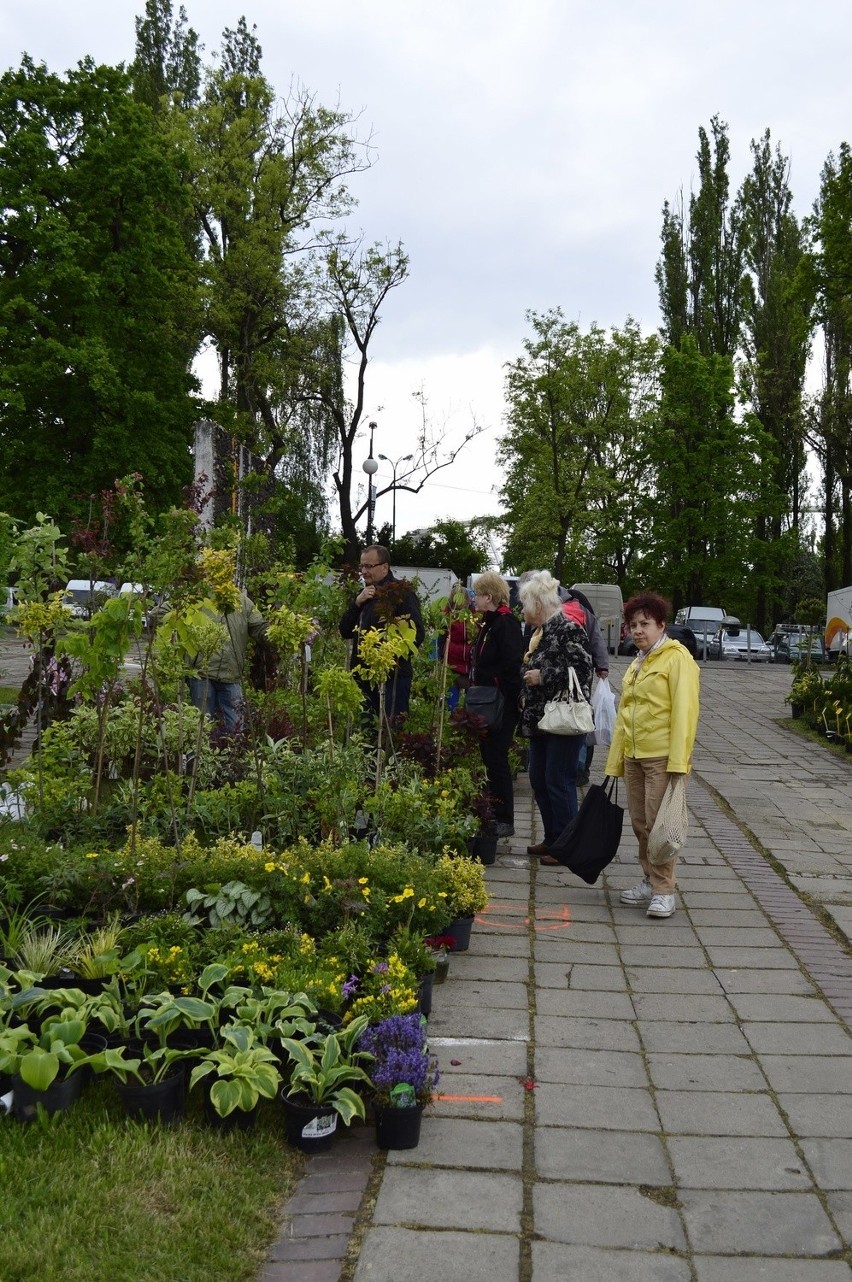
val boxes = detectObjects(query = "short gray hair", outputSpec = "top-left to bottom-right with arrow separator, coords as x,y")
518,570 -> 561,616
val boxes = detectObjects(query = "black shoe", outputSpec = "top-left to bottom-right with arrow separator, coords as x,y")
577,772 -> 590,786
495,822 -> 514,838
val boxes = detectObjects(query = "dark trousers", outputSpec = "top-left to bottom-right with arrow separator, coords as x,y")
361,672 -> 413,723
528,732 -> 583,846
480,705 -> 519,824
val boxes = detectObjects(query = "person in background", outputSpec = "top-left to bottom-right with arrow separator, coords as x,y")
188,589 -> 268,733
558,583 -> 610,784
518,571 -> 594,861
470,572 -> 524,838
605,591 -> 700,919
339,545 -> 425,720
441,582 -> 475,710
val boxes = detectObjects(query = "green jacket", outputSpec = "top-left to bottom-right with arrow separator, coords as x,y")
200,591 -> 267,685
605,638 -> 700,776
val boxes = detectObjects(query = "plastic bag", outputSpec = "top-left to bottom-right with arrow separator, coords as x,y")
590,677 -> 616,746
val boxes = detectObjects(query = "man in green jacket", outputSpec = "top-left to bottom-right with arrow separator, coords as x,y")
188,590 -> 267,732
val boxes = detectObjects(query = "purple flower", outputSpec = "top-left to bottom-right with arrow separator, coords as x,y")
372,961 -> 389,975
342,975 -> 360,999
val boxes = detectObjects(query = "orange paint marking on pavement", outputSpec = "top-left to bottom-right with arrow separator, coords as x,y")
475,902 -> 572,933
436,1094 -> 504,1103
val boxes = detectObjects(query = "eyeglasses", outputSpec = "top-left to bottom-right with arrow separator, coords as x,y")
359,561 -> 382,570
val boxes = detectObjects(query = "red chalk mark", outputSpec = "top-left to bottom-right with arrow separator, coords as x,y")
475,901 -> 573,933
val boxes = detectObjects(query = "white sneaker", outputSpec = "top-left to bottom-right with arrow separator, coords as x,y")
646,894 -> 676,918
620,878 -> 653,906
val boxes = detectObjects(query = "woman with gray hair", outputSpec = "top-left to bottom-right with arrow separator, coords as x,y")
519,571 -> 594,860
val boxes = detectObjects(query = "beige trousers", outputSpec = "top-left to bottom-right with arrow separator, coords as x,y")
623,756 -> 678,895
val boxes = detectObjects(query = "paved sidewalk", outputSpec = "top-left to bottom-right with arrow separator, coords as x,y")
263,658 -> 852,1282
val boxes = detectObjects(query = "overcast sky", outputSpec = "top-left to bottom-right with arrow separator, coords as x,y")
3,0 -> 850,542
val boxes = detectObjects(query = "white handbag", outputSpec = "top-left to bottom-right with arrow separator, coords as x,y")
648,775 -> 689,864
538,668 -> 595,736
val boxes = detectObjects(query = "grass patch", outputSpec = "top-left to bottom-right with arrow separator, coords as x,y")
0,1080 -> 305,1282
0,686 -> 19,702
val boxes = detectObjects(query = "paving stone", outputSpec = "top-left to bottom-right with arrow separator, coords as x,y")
800,1138 -> 852,1190
693,1260 -> 852,1282
535,1126 -> 671,1185
679,1189 -> 840,1254
429,1037 -> 529,1076
354,1228 -> 520,1282
740,1021 -> 852,1054
371,1167 -> 522,1232
426,1004 -> 529,1040
259,1261 -> 343,1282
534,939 -> 621,965
725,993 -> 837,1022
666,1135 -> 813,1189
825,1189 -> 852,1239
619,945 -> 715,969
613,925 -> 701,947
645,1052 -> 765,1092
438,979 -> 530,1010
535,1014 -> 642,1052
686,909 -> 769,926
531,1242 -> 692,1282
386,1117 -> 523,1170
632,994 -> 736,1023
432,1073 -> 525,1121
714,968 -> 816,995
535,988 -> 636,1020
534,1046 -> 648,1088
636,1021 -> 752,1055
452,956 -> 530,982
655,1089 -> 789,1137
533,1182 -> 686,1249
776,1093 -> 852,1138
535,1082 -> 659,1132
703,947 -> 800,970
626,966 -> 722,995
565,963 -> 630,991
758,1054 -> 852,1093
268,1234 -> 350,1260
693,926 -> 783,948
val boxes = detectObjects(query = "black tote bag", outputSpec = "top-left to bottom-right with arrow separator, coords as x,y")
548,777 -> 624,884
464,685 -> 505,732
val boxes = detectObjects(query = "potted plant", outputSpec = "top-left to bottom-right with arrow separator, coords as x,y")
433,851 -> 489,951
278,1013 -> 373,1152
189,1024 -> 282,1130
358,1012 -> 440,1149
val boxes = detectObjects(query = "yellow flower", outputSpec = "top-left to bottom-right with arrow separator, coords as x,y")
85,852 -> 99,859
265,861 -> 277,873
358,877 -> 369,885
418,897 -> 426,908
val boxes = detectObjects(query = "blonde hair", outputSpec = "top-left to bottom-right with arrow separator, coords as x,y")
471,572 -> 510,607
518,570 -> 561,617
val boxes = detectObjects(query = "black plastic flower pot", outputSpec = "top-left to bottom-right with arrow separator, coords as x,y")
444,916 -> 474,952
374,1103 -> 423,1150
12,1070 -> 86,1122
281,1092 -> 339,1152
203,1093 -> 259,1132
116,1071 -> 185,1125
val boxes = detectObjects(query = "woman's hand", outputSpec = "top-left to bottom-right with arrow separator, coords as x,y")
523,668 -> 542,687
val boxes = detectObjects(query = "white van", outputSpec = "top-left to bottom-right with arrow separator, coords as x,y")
675,606 -> 727,657
63,579 -> 117,619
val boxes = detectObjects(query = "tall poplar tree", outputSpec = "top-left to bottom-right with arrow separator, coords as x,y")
738,132 -> 813,629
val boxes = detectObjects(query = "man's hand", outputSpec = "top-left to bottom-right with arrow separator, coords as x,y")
356,585 -> 376,607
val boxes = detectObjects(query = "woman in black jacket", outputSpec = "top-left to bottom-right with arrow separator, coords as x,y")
470,572 -> 524,837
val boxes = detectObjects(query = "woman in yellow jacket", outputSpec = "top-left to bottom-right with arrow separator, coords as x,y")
605,592 -> 700,919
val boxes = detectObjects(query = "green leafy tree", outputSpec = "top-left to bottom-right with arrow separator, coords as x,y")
807,143 -> 852,592
131,0 -> 202,111
0,57 -> 202,528
738,131 -> 814,631
497,310 -> 660,582
389,519 -> 490,584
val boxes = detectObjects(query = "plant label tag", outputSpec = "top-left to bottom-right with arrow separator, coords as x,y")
302,1113 -> 337,1139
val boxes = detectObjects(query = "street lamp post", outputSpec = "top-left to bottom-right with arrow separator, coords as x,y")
362,420 -> 379,544
378,452 -> 413,545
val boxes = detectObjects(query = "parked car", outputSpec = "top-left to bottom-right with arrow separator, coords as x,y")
708,627 -> 771,662
771,632 -> 830,664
